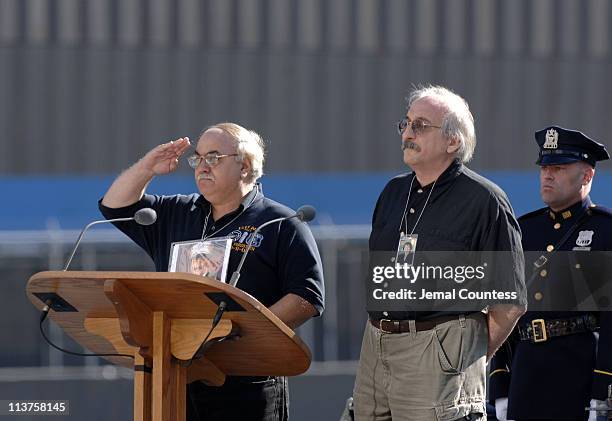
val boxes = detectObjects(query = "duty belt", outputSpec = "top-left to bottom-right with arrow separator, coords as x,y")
518,314 -> 599,343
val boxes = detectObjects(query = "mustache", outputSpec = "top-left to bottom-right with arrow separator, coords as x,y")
197,173 -> 215,181
401,141 -> 420,152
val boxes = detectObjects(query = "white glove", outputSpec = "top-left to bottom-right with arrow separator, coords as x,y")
495,398 -> 508,421
587,399 -> 608,421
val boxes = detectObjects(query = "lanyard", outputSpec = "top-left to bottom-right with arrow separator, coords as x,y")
398,174 -> 437,236
200,190 -> 258,240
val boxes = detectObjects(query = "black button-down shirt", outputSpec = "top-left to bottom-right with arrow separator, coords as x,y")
368,160 -> 525,320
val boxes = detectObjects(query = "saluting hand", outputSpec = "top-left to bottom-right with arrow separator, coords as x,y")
102,137 -> 192,208
139,137 -> 191,176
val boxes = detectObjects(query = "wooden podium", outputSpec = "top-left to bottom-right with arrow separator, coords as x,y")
26,271 -> 312,421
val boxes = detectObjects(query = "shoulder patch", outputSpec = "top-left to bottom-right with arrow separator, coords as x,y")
518,207 -> 548,222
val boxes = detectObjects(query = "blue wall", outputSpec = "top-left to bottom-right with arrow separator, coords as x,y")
1,172 -> 610,230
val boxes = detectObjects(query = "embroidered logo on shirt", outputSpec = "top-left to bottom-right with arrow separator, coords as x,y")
229,226 -> 263,252
543,128 -> 558,149
575,230 -> 594,247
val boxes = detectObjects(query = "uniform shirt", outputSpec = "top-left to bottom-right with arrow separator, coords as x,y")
368,159 -> 525,321
98,184 -> 325,315
489,197 -> 612,419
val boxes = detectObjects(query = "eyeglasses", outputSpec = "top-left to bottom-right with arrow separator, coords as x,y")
397,118 -> 442,136
187,152 -> 239,169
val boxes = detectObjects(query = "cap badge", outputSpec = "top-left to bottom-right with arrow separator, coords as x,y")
543,128 -> 559,149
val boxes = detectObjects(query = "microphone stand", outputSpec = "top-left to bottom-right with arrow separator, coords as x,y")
229,215 -> 298,287
63,217 -> 136,271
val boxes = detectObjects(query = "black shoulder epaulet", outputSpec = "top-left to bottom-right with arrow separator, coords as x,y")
589,204 -> 612,217
518,207 -> 548,222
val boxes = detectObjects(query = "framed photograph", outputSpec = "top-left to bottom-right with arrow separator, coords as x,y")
168,237 -> 233,283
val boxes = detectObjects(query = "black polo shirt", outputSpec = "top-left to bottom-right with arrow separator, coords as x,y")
98,184 -> 325,315
368,159 -> 525,320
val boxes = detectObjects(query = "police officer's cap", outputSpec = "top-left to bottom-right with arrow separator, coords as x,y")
535,125 -> 609,167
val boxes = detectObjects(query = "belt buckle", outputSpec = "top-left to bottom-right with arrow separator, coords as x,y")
378,319 -> 395,334
531,319 -> 548,343
533,255 -> 548,268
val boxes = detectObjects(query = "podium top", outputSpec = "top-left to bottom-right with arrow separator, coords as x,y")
27,271 -> 311,377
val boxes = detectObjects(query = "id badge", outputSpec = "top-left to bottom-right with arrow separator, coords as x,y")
395,233 -> 417,267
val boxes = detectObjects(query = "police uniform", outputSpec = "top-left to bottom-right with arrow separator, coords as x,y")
99,183 -> 325,421
489,126 -> 612,420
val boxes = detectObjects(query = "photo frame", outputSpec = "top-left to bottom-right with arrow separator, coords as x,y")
168,237 -> 233,283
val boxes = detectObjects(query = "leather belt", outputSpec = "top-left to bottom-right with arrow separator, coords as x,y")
518,314 -> 599,343
369,313 -> 483,334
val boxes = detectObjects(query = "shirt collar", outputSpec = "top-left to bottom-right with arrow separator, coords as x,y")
411,159 -> 463,192
548,196 -> 593,220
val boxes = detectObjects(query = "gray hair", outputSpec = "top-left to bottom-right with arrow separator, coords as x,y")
407,85 -> 476,163
205,122 -> 266,183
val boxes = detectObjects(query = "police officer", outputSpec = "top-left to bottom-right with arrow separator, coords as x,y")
490,126 -> 612,420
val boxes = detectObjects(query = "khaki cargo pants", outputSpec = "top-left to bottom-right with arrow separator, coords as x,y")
353,314 -> 488,421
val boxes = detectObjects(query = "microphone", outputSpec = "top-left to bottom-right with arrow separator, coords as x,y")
296,205 -> 316,222
229,205 -> 316,287
63,208 -> 157,271
133,208 -> 157,225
